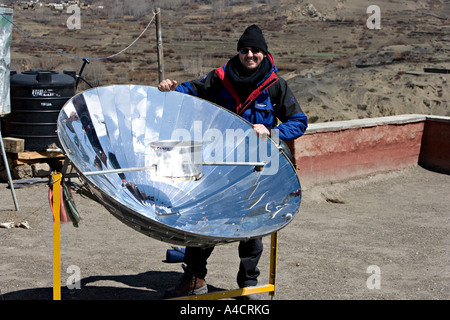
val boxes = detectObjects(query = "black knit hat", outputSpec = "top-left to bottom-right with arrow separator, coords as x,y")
237,24 -> 268,54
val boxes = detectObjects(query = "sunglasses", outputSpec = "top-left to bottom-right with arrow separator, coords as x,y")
239,47 -> 262,54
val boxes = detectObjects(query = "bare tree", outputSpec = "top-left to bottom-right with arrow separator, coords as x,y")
111,0 -> 124,19
124,0 -> 151,20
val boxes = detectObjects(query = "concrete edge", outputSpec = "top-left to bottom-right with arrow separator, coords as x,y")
304,114 -> 450,134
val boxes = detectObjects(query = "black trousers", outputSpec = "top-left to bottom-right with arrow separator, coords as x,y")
184,237 -> 263,288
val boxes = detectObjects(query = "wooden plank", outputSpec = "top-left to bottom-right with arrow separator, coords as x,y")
16,151 -> 65,160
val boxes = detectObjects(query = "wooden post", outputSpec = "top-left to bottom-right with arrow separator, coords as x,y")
154,8 -> 164,83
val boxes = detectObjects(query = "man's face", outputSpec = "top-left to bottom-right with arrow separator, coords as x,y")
239,47 -> 266,74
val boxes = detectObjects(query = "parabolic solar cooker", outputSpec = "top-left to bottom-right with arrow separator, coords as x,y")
57,85 -> 301,247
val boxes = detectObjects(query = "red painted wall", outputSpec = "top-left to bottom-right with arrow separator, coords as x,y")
291,121 -> 425,187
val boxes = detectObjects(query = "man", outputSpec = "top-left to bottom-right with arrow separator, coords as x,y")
158,24 -> 308,299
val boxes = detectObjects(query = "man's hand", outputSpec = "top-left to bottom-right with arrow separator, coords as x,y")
253,124 -> 270,140
158,79 -> 178,92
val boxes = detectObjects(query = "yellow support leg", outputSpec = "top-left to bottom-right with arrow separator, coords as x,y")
52,173 -> 62,301
168,232 -> 278,300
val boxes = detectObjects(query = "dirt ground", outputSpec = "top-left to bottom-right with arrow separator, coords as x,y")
0,164 -> 448,300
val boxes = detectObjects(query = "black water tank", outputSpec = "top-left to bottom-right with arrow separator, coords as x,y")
2,69 -> 76,151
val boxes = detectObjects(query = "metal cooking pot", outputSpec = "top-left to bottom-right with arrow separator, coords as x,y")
149,140 -> 203,180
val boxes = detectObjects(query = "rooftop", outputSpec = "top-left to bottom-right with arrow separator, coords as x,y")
1,114 -> 448,300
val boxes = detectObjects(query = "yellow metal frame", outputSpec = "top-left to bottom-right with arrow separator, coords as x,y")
52,173 -> 62,300
167,232 -> 278,300
51,170 -> 279,301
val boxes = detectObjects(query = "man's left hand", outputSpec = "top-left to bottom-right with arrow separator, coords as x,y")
253,124 -> 270,139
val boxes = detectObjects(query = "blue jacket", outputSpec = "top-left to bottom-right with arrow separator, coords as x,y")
176,53 -> 308,141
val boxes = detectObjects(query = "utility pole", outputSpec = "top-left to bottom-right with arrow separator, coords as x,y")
154,8 -> 164,83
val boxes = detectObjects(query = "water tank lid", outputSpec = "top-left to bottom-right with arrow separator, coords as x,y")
10,69 -> 76,87
22,69 -> 57,75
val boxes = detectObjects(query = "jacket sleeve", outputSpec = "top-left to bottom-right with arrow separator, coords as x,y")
175,70 -> 219,99
272,78 -> 308,141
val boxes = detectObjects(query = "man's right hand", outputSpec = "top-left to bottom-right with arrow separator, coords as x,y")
158,79 -> 178,92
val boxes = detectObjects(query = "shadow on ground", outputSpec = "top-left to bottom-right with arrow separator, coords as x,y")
1,270 -> 226,300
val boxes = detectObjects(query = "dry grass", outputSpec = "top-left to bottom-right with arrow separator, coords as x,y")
7,0 -> 449,122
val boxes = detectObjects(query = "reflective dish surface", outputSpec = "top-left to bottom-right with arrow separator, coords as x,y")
57,85 -> 301,247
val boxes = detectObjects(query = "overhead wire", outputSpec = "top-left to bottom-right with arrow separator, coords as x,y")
0,10 -> 157,61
